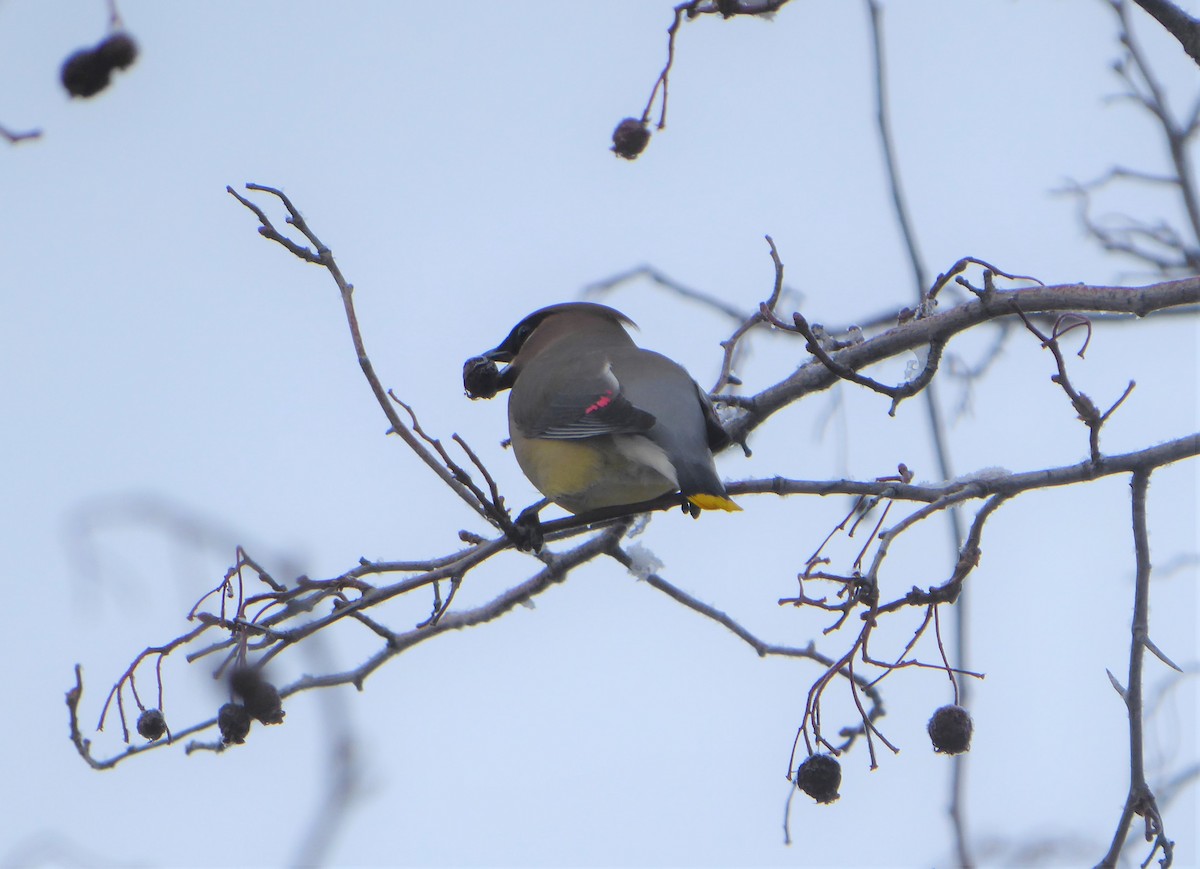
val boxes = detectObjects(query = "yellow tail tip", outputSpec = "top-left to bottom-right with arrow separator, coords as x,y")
687,494 -> 742,512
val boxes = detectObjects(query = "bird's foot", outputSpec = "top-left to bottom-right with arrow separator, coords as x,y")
510,505 -> 545,552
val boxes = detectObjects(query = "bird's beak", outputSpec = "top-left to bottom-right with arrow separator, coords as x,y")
474,344 -> 518,393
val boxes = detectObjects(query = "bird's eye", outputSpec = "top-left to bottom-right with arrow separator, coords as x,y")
517,323 -> 534,341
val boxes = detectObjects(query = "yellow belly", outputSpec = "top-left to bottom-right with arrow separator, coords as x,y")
511,436 -> 676,514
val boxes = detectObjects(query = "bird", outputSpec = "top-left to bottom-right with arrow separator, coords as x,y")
465,302 -> 740,519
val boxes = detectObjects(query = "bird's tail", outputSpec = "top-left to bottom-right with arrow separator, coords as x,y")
686,493 -> 741,512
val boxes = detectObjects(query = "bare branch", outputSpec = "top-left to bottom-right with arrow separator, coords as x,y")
1096,470 -> 1175,868
636,0 -> 794,132
866,0 -> 927,298
762,304 -> 946,416
0,123 -> 42,144
1130,0 -> 1200,67
731,434 -> 1200,503
227,183 -> 495,523
583,264 -> 752,322
726,277 -> 1200,445
1011,307 -> 1134,465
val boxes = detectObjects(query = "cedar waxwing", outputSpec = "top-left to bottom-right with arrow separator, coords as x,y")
465,302 -> 740,517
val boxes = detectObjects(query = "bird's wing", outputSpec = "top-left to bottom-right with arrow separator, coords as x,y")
516,356 -> 657,440
695,381 -> 733,452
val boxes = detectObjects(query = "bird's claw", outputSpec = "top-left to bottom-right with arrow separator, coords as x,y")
510,506 -> 545,552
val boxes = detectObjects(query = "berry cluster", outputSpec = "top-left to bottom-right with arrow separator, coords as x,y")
61,32 -> 138,99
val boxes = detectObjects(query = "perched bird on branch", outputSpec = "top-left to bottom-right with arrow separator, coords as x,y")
465,302 -> 739,520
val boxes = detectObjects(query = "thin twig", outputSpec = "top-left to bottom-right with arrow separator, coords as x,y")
725,277 -> 1200,445
0,123 -> 42,144
1096,470 -> 1175,868
730,433 -> 1200,504
227,184 -> 493,522
868,4 -> 972,846
583,264 -> 751,321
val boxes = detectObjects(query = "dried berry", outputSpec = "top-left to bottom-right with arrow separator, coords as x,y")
928,704 -> 973,755
60,31 -> 138,98
611,118 -> 650,160
136,708 -> 167,741
795,753 -> 841,804
97,32 -> 138,70
61,48 -> 111,98
463,355 -> 502,400
218,703 -> 251,745
231,668 -> 285,725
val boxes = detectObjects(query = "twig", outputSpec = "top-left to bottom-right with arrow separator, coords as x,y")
1131,0 -> 1200,66
1012,306 -> 1135,465
74,526 -> 624,768
866,0 -> 926,297
583,264 -> 751,321
227,184 -> 492,522
929,257 -> 1045,304
608,546 -> 889,762
1096,470 -> 1175,868
867,3 -> 974,844
710,235 -> 788,394
1115,0 -> 1200,252
1064,2 -> 1200,275
636,1 -> 795,132
0,123 -> 42,144
766,304 -> 946,416
726,277 -> 1200,445
730,433 -> 1200,503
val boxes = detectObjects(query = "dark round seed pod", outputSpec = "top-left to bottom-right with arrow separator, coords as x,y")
463,355 -> 502,400
218,703 -> 252,745
230,668 -> 285,725
61,48 -> 112,98
97,32 -> 138,70
611,118 -> 650,160
136,708 -> 167,741
795,753 -> 841,804
928,704 -> 973,755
